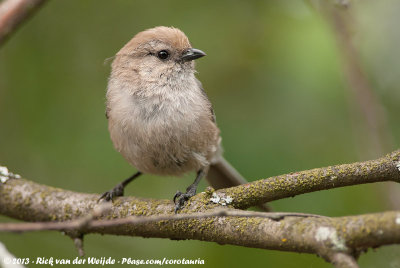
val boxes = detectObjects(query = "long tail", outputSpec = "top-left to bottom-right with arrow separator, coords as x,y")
206,157 -> 270,211
206,157 -> 248,189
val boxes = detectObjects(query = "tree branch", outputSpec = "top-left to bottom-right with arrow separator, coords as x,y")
1,180 -> 400,264
1,150 -> 400,267
219,150 -> 400,209
0,0 -> 48,46
1,150 -> 399,220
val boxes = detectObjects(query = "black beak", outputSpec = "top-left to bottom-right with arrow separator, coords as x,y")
181,48 -> 206,62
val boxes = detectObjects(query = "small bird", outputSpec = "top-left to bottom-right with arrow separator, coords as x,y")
101,26 -> 250,212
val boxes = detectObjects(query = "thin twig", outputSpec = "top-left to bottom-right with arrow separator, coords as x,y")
0,0 -> 48,46
0,208 -> 325,232
327,252 -> 359,268
73,236 -> 85,257
316,0 -> 399,210
317,1 -> 392,158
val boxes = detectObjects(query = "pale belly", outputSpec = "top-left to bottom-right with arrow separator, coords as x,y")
108,100 -> 219,176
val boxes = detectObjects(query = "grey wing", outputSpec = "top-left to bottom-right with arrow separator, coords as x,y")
196,79 -> 216,123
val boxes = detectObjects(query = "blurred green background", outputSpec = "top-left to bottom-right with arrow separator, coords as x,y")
1,0 -> 400,267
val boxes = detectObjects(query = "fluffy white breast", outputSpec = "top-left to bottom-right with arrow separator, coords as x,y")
106,73 -> 218,175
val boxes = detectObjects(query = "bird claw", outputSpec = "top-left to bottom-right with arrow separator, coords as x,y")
98,183 -> 124,202
173,190 -> 183,203
173,190 -> 195,213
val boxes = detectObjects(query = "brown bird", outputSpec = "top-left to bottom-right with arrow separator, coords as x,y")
101,26 -> 250,212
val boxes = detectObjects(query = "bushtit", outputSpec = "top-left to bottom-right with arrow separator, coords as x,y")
101,26 -> 249,212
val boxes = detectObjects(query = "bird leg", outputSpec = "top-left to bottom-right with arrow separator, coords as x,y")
99,171 -> 142,201
174,169 -> 206,213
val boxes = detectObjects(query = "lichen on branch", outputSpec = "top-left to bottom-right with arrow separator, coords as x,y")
1,150 -> 400,267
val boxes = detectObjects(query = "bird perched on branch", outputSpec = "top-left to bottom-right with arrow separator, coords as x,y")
100,26 -> 251,212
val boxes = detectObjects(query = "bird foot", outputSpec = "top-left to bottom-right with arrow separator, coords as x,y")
98,183 -> 124,202
173,190 -> 196,213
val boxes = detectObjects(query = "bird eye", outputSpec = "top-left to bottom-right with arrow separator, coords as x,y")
157,50 -> 170,60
